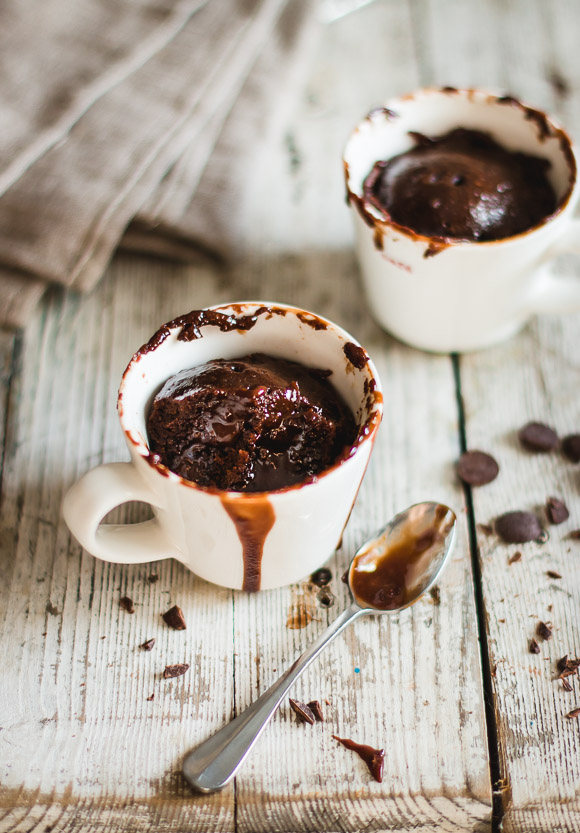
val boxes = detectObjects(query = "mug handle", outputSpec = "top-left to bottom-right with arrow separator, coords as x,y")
62,462 -> 181,564
528,218 -> 580,314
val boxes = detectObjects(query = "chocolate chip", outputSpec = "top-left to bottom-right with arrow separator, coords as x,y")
162,605 -> 187,630
307,700 -> 325,722
141,638 -> 156,651
163,663 -> 189,679
546,497 -> 570,525
529,638 -> 541,654
457,450 -> 499,486
317,586 -> 335,608
289,698 -> 315,725
518,422 -> 559,452
119,596 -> 135,614
310,567 -> 332,587
537,621 -> 553,641
495,511 -> 542,543
547,570 -> 562,579
508,551 -> 522,565
565,707 -> 580,719
562,434 -> 580,463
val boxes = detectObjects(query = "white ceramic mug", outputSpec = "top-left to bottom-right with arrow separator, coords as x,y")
62,302 -> 383,591
344,87 -> 580,353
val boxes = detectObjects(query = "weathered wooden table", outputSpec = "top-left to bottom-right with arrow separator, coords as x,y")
1,2 -> 579,831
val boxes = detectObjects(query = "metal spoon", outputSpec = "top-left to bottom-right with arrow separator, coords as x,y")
183,501 -> 456,793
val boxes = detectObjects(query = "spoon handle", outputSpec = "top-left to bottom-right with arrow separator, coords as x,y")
183,602 -> 366,793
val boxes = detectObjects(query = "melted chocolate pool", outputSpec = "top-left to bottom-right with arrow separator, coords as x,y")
363,128 -> 558,241
349,503 -> 454,610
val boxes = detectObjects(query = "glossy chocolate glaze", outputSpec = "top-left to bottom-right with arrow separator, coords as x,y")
349,503 -> 454,610
146,353 -> 357,493
363,128 -> 558,241
333,735 -> 385,782
221,496 -> 275,592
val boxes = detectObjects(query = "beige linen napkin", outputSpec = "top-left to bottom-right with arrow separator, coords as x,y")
0,0 -> 318,329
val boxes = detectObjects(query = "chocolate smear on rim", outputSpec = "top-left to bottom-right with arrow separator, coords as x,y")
537,621 -> 553,641
307,700 -> 324,722
562,434 -> 580,462
332,735 -> 385,783
163,663 -> 190,679
162,605 -> 187,630
288,698 -> 315,725
343,342 -> 368,369
223,496 -> 276,593
495,511 -> 542,544
119,596 -> 135,614
457,450 -> 499,486
518,421 -> 559,452
546,496 -> 570,525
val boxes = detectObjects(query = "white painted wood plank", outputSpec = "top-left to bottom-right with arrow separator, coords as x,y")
460,316 -> 580,833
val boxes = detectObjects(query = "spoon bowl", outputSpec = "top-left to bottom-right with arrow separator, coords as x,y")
183,501 -> 457,793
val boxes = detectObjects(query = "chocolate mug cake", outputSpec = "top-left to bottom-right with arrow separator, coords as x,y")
363,127 -> 558,241
147,352 -> 358,492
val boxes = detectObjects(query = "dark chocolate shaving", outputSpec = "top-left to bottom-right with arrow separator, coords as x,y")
547,570 -> 562,579
529,638 -> 541,654
565,707 -> 580,719
537,621 -> 553,641
289,698 -> 315,725
307,700 -> 325,722
162,605 -> 187,630
546,497 -> 569,525
163,664 -> 190,679
120,596 -> 135,614
141,638 -> 156,651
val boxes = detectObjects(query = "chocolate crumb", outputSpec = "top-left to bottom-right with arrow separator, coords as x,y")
317,586 -> 335,608
147,574 -> 159,584
162,605 -> 187,630
429,585 -> 441,606
141,638 -> 156,651
537,621 -> 553,641
565,707 -> 580,719
562,434 -> 580,462
508,551 -> 522,565
310,567 -> 332,587
307,700 -> 325,722
332,735 -> 385,782
457,450 -> 499,486
546,497 -> 569,525
163,663 -> 189,679
562,678 -> 573,692
478,523 -> 494,536
568,529 -> 580,540
146,693 -> 155,701
289,698 -> 315,725
496,511 -> 542,543
120,596 -> 135,614
547,570 -> 562,579
529,638 -> 541,654
518,422 -> 559,452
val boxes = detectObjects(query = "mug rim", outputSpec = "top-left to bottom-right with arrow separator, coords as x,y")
117,300 -> 383,498
343,85 -> 577,250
